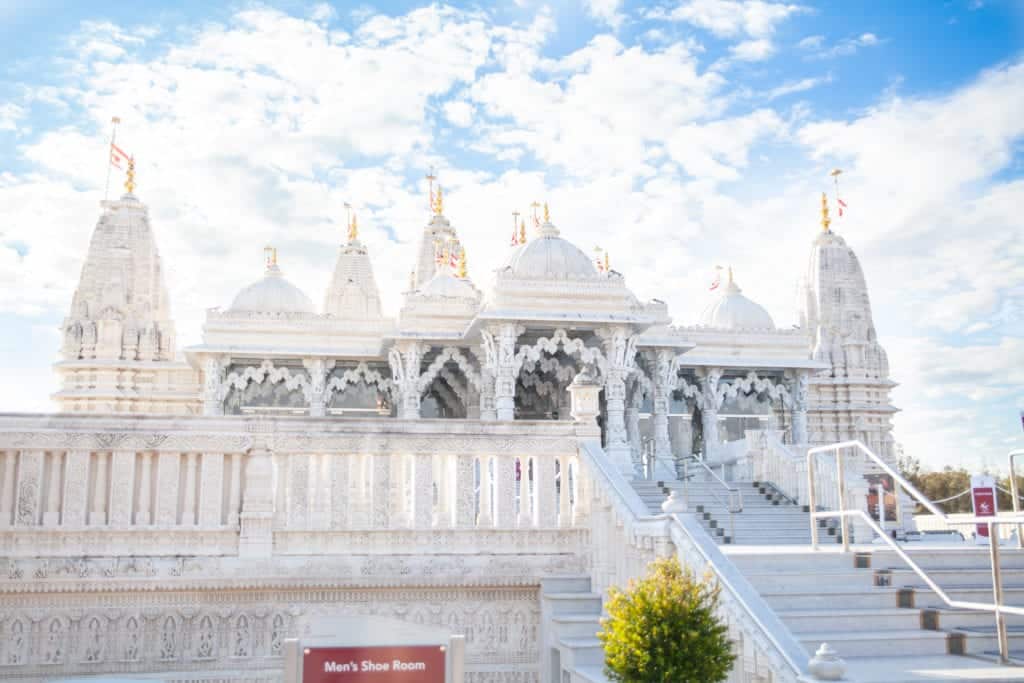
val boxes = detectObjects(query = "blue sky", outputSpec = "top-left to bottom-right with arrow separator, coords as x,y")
1,0 -> 1022,471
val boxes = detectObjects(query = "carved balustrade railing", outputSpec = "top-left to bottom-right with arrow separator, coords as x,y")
0,414 -> 585,558
576,439 -> 817,683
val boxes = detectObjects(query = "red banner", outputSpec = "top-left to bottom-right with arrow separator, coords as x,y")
971,474 -> 997,539
303,645 -> 446,683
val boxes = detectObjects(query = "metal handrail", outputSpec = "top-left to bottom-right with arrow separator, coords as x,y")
684,454 -> 744,513
1007,450 -> 1024,548
808,440 -> 1024,664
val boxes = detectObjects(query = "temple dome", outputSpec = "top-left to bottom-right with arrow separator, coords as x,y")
229,264 -> 315,314
700,273 -> 775,330
507,221 -> 596,279
420,271 -> 478,299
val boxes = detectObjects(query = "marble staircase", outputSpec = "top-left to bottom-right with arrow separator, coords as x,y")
632,478 -> 841,545
548,475 -> 1024,683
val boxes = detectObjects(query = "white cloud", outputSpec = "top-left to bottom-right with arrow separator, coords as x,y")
0,103 -> 26,131
765,74 -> 831,99
655,0 -> 806,38
729,38 -> 775,61
805,32 -> 882,59
797,34 -> 824,50
443,99 -> 475,127
584,0 -> 626,29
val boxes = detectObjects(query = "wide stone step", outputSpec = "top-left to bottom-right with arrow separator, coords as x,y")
797,629 -> 952,657
874,548 -> 1024,571
840,654 -> 1024,682
544,593 -> 604,615
922,606 -> 1024,630
743,570 -> 876,592
777,607 -> 923,633
761,586 -> 903,610
550,614 -> 602,639
558,637 -> 604,668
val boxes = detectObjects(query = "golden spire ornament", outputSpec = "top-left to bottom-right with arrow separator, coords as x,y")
543,202 -> 550,223
604,249 -> 610,273
124,156 -> 136,194
820,192 -> 831,232
348,213 -> 358,242
433,185 -> 444,216
511,210 -> 520,246
519,218 -> 527,244
457,247 -> 468,278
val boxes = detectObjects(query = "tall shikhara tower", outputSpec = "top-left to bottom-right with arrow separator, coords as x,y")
799,193 -> 898,467
54,179 -> 198,413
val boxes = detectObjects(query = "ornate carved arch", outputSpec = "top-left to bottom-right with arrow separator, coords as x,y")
417,346 -> 481,394
514,329 -> 607,375
326,361 -> 396,400
220,360 -> 311,402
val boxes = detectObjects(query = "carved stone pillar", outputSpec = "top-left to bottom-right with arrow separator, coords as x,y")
487,323 -> 522,421
478,455 -> 493,526
239,436 -> 275,559
600,326 -> 637,477
389,341 -> 425,419
647,349 -> 676,462
109,450 -> 135,527
454,453 -> 475,528
625,381 -> 642,472
790,370 -> 810,446
15,450 -> 42,526
202,356 -> 225,416
495,454 -> 516,527
478,368 -> 497,421
43,451 -> 62,527
303,358 -> 334,418
89,451 -> 108,526
411,453 -> 433,529
699,367 -> 723,458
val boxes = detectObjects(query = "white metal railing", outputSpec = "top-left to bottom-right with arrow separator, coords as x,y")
808,440 -> 1024,664
577,439 -> 815,682
1006,450 -> 1024,549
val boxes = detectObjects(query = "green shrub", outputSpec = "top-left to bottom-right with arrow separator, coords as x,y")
597,556 -> 736,682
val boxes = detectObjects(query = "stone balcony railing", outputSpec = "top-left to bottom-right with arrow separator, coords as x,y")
0,413 -> 587,559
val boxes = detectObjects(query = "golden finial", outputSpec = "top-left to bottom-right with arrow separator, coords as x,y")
543,202 -> 550,223
457,247 -> 468,278
519,218 -> 527,244
728,265 -> 734,284
511,210 -> 520,246
604,250 -> 610,273
433,185 -> 444,215
124,156 -> 136,194
348,213 -> 358,242
820,192 -> 831,232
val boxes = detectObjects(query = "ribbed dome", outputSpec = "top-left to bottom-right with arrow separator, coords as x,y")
420,271 -> 478,299
507,221 -> 596,279
700,275 -> 775,330
229,265 -> 315,314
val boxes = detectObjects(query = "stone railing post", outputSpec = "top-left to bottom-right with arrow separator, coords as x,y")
389,342 -> 426,419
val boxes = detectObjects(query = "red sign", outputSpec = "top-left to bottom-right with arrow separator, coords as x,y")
971,475 -> 997,538
303,645 -> 446,683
